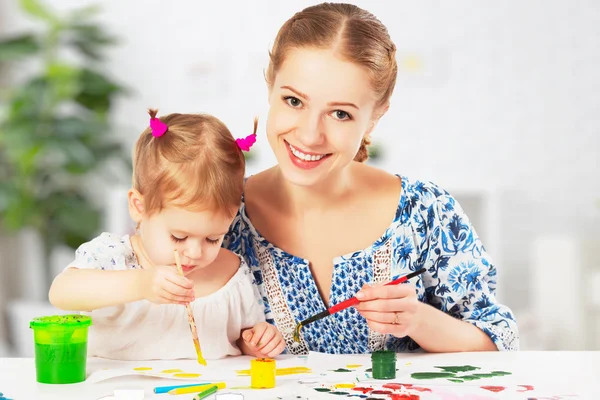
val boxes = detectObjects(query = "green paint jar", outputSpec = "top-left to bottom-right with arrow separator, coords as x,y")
371,350 -> 397,379
30,314 -> 92,384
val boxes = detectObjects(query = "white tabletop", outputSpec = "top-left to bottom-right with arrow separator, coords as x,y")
1,351 -> 599,400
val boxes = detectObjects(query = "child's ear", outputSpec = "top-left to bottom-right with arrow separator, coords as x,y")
128,189 -> 145,224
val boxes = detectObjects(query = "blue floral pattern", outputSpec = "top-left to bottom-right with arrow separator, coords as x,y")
223,175 -> 518,353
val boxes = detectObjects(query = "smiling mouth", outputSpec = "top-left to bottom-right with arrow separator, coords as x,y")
286,141 -> 330,162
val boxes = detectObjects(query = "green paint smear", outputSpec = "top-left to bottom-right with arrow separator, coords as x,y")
411,372 -> 457,379
448,379 -> 464,383
435,365 -> 480,373
314,388 -> 331,392
491,371 -> 512,376
365,368 -> 372,372
330,392 -> 348,395
332,368 -> 352,372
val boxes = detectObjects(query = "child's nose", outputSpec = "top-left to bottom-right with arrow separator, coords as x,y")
184,240 -> 202,260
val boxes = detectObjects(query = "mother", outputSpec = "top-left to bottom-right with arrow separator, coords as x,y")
226,2 -> 518,356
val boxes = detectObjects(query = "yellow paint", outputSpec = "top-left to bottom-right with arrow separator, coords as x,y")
173,373 -> 202,378
346,364 -> 362,369
250,358 -> 276,389
161,369 -> 183,373
133,367 -> 152,371
237,366 -> 311,376
406,362 -> 412,366
335,383 -> 356,389
169,382 -> 226,394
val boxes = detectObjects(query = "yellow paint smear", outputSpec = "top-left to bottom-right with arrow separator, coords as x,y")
161,369 -> 183,373
173,373 -> 201,378
133,367 -> 152,371
335,383 -> 356,389
346,364 -> 362,368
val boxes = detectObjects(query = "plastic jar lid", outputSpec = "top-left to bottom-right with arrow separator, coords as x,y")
371,350 -> 397,361
30,314 -> 92,329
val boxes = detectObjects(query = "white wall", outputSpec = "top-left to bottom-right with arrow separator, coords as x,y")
1,0 -> 599,351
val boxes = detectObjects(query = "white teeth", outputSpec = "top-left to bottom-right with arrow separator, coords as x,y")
289,143 -> 326,162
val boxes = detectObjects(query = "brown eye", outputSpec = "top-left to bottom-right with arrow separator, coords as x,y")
284,96 -> 302,108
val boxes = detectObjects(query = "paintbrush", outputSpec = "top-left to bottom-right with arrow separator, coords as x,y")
174,249 -> 207,366
293,267 -> 427,342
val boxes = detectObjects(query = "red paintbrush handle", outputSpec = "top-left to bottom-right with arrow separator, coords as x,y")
326,268 -> 426,315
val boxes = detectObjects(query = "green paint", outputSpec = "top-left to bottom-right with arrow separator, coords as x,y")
411,372 -> 457,379
457,374 -> 482,381
34,342 -> 88,384
314,388 -> 331,392
411,366 -> 512,382
332,368 -> 352,372
371,350 -> 396,380
435,365 -> 480,373
330,392 -> 348,395
365,368 -> 372,372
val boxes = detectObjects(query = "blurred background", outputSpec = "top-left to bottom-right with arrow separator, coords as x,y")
0,0 -> 598,357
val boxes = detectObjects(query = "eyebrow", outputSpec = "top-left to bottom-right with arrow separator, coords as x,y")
280,85 -> 359,110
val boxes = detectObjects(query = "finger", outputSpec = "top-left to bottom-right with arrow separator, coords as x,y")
242,329 -> 254,343
165,272 -> 194,289
358,310 -> 399,324
356,283 -> 416,301
359,296 -> 420,313
160,288 -> 193,304
164,281 -> 195,300
249,324 -> 268,347
257,328 -> 277,349
265,337 -> 286,358
366,319 -> 408,337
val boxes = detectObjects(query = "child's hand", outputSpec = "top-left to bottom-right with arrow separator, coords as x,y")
241,322 -> 286,358
140,266 -> 195,305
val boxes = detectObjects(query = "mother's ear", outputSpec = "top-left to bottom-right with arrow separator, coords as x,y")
367,103 -> 390,136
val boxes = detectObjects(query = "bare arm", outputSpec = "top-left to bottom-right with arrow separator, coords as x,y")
411,302 -> 497,352
49,268 -> 145,312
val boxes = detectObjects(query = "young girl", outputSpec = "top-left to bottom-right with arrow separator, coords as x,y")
49,109 -> 285,360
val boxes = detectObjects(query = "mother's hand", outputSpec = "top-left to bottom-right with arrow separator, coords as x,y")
355,283 -> 422,338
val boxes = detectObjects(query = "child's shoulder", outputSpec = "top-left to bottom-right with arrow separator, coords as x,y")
212,248 -> 242,272
72,232 -> 137,271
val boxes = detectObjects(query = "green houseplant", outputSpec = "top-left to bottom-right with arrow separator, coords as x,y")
0,0 -> 130,288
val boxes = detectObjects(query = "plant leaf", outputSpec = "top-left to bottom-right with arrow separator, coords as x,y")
19,0 -> 60,24
0,34 -> 40,61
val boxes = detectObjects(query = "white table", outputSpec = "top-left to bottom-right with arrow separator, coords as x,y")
1,352 -> 599,400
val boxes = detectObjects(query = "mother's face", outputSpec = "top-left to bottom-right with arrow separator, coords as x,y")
266,47 -> 385,188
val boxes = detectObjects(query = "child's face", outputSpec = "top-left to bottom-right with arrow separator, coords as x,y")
266,47 -> 386,187
136,204 -> 235,275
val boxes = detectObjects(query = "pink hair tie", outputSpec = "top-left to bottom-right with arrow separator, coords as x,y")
150,117 -> 168,137
236,117 -> 258,151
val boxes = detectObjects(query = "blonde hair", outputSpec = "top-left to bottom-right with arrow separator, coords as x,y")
132,109 -> 247,218
266,2 -> 398,162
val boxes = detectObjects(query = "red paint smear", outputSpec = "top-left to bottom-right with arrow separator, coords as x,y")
518,385 -> 535,392
352,387 -> 374,394
412,386 -> 432,393
370,390 -> 392,395
389,395 -> 420,400
481,386 -> 507,393
381,383 -> 432,393
383,383 -> 404,390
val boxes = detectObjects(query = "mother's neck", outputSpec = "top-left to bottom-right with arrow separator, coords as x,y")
273,165 -> 357,215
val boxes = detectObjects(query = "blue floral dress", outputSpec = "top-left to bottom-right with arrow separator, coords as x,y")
223,175 -> 518,354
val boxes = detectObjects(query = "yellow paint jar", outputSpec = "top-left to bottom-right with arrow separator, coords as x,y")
250,358 -> 276,389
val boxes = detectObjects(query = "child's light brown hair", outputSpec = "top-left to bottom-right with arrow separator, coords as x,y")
266,2 -> 398,163
132,109 -> 247,218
